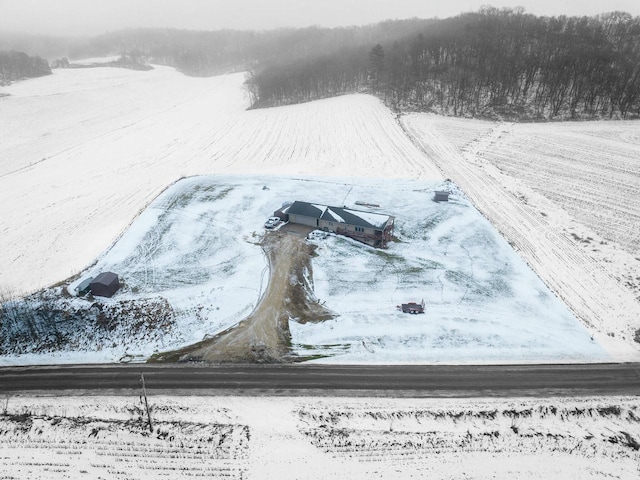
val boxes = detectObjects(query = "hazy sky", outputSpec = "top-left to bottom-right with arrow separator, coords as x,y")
1,0 -> 638,36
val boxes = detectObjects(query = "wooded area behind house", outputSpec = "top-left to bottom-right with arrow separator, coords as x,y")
246,8 -> 640,119
1,7 -> 639,119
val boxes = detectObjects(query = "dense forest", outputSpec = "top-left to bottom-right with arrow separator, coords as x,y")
1,7 -> 639,119
0,50 -> 51,85
248,8 -> 640,119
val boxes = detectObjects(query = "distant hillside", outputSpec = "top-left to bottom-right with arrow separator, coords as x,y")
0,50 -> 51,85
1,20 -> 435,76
3,8 -> 639,120
247,9 -> 640,120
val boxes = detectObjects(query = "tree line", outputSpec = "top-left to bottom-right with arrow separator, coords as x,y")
248,9 -> 640,119
0,50 -> 51,85
1,20 -> 433,80
2,9 -> 639,119
63,21 -> 433,77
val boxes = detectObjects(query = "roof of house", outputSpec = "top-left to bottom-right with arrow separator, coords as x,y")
287,201 -> 324,218
288,201 -> 392,229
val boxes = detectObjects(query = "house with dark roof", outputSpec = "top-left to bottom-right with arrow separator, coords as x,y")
287,201 -> 394,248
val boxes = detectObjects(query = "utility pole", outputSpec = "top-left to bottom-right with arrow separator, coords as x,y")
139,373 -> 153,433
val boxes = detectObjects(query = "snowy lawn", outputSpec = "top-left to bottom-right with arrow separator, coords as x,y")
1,175 -> 607,365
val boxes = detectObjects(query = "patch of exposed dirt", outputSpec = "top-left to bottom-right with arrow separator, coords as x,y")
150,230 -> 334,363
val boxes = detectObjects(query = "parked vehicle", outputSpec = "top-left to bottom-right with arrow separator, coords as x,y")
264,217 -> 281,229
307,230 -> 329,240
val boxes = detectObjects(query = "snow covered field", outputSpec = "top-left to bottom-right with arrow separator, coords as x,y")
0,66 -> 437,298
1,64 -> 639,363
287,179 -> 605,363
403,114 -> 640,360
1,395 -> 639,479
2,60 -> 640,480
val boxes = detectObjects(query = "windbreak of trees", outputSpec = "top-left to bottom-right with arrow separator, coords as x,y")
248,9 -> 640,119
0,50 -> 51,85
245,47 -> 371,107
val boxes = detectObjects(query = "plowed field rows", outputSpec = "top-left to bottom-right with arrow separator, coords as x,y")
403,114 -> 640,357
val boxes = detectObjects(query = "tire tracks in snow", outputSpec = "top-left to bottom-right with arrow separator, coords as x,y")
401,115 -> 640,357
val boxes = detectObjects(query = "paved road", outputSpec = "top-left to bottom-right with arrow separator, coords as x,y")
1,363 -> 639,397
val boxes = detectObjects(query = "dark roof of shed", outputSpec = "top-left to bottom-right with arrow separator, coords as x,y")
91,271 -> 119,286
288,201 -> 392,229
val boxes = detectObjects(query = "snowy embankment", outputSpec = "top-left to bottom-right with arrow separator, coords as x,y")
402,114 -> 640,361
0,66 -> 438,297
1,395 -> 639,480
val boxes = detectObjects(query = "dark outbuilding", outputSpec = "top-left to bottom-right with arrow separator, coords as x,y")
434,191 -> 450,202
90,272 -> 120,298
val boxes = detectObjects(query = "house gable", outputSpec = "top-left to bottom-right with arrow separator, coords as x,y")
287,201 -> 326,219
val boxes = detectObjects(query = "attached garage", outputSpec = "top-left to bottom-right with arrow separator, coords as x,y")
90,272 -> 120,298
287,202 -> 324,228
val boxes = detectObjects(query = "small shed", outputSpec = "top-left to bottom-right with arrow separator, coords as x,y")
434,191 -> 450,202
90,272 -> 120,298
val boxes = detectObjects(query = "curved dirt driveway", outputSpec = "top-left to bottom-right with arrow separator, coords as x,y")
151,231 -> 333,363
